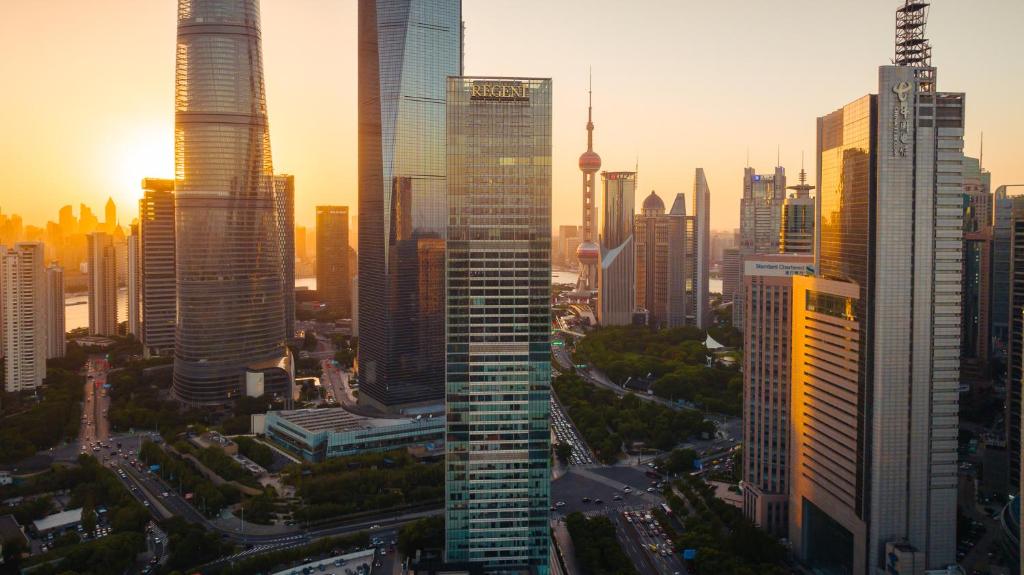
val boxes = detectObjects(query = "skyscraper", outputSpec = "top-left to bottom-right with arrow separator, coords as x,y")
790,4 -> 962,570
295,225 -> 307,261
736,165 -> 787,328
127,223 -> 141,337
104,197 -> 117,233
961,156 -> 992,382
316,206 -> 350,318
741,166 -> 787,254
634,191 -> 686,328
172,0 -> 292,405
46,264 -> 64,359
2,243 -> 47,393
575,85 -> 601,296
275,174 -> 296,339
781,167 -> 815,255
721,247 -> 741,304
358,0 -> 462,410
139,179 -> 176,358
598,171 -> 635,326
87,232 -> 117,336
741,253 -> 812,537
691,168 -> 712,328
445,76 -> 552,573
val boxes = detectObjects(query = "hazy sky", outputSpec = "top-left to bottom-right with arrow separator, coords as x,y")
2,1 -> 1022,232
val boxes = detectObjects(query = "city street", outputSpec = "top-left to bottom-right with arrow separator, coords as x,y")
321,358 -> 356,406
78,356 -> 112,451
612,509 -> 685,574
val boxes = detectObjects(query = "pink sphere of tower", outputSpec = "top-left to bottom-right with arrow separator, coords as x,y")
578,150 -> 602,173
576,241 -> 600,265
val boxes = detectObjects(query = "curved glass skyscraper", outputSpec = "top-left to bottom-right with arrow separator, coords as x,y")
358,0 -> 462,409
172,0 -> 290,405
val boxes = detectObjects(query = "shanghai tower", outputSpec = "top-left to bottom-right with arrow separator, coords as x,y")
172,0 -> 292,405
358,0 -> 462,410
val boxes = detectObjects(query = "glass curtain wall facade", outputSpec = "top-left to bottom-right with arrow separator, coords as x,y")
598,171 -> 635,326
358,0 -> 462,409
172,0 -> 289,405
275,174 -> 296,340
316,206 -> 351,317
445,77 -> 552,574
139,180 -> 176,358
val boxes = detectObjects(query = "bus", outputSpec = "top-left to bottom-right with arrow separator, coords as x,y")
661,503 -> 673,517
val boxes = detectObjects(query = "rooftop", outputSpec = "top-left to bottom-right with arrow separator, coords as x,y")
32,508 -> 82,532
272,406 -> 442,434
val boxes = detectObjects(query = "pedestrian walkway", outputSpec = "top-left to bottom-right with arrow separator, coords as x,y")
551,519 -> 581,575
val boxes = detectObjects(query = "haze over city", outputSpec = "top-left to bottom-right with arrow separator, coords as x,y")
2,0 -> 1022,231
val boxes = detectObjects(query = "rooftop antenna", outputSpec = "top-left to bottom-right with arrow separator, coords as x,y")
776,145 -> 781,168
746,147 -> 750,168
787,151 -> 815,199
980,131 -> 984,170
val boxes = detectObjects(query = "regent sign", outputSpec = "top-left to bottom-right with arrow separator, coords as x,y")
471,82 -> 530,102
892,81 -> 912,157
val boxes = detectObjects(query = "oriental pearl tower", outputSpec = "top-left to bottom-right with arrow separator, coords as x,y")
575,80 -> 601,296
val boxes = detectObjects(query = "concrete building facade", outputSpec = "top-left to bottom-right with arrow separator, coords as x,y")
2,243 -> 47,392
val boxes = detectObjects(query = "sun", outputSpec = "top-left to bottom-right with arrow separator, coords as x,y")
107,120 -> 174,222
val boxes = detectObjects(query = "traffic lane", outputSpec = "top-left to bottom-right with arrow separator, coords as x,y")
551,470 -> 655,517
588,466 -> 663,492
609,512 -> 659,574
625,510 -> 684,574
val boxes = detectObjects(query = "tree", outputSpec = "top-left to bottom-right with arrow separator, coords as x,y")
397,516 -> 444,557
554,442 -> 573,462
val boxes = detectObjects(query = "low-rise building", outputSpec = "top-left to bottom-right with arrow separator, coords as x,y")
31,508 -> 82,537
264,406 -> 444,462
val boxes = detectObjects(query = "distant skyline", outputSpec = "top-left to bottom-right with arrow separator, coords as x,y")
1,1 -> 1022,231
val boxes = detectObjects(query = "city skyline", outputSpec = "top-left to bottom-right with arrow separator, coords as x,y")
3,1 -> 1021,233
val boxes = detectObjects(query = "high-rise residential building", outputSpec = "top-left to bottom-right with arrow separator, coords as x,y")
691,168 -> 712,328
127,223 -> 141,337
87,232 -> 117,336
139,179 -> 176,358
316,206 -> 351,318
172,0 -> 292,405
635,191 -> 686,328
574,86 -> 601,296
781,168 -> 815,255
46,264 -> 64,359
275,175 -> 296,340
445,76 -> 552,573
358,0 -> 461,410
791,5 -> 962,570
722,247 -> 741,304
741,253 -> 813,537
598,171 -> 635,326
2,243 -> 47,392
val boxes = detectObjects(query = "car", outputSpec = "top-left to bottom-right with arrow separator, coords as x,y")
370,524 -> 380,530
623,487 -> 632,493
613,495 -> 622,501
555,501 -> 566,507
593,498 -> 603,504
647,487 -> 656,493
143,501 -> 150,507
161,492 -> 169,497
581,497 -> 591,503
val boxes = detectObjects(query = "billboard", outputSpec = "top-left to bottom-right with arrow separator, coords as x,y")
743,259 -> 813,278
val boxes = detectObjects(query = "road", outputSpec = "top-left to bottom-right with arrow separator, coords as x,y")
611,509 -> 686,575
78,356 -> 112,453
321,358 -> 356,406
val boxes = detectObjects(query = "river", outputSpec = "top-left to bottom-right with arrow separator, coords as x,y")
64,272 -> 723,331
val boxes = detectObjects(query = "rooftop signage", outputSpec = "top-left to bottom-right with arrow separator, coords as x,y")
470,82 -> 530,102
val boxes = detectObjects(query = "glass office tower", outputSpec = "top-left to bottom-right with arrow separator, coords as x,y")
357,0 -> 462,409
445,77 -> 552,574
172,0 -> 291,405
